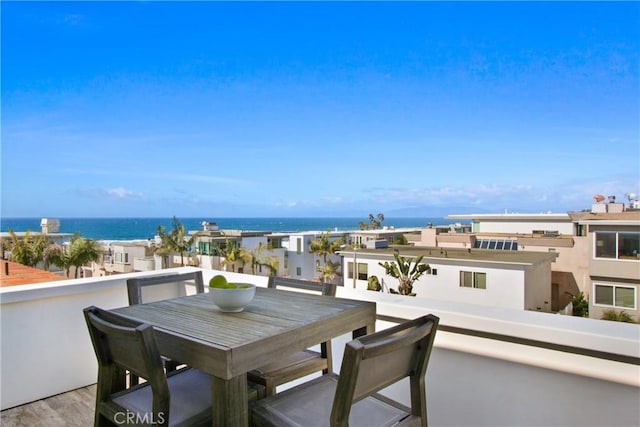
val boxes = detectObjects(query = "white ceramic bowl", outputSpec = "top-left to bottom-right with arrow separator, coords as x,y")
208,283 -> 256,312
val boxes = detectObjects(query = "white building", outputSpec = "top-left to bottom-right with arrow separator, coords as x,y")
340,247 -> 557,312
98,241 -> 156,275
446,212 -> 574,235
284,231 -> 346,282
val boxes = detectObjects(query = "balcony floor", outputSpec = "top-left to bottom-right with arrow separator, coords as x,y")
1,384 -> 96,427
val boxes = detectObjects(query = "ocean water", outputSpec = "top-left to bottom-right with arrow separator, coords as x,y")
0,217 -> 457,241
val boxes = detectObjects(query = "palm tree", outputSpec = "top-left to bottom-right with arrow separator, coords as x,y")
378,250 -> 430,295
317,260 -> 341,284
6,229 -> 51,268
221,240 -> 251,272
308,231 -> 345,282
45,234 -> 102,278
163,217 -> 200,267
152,225 -> 172,269
237,247 -> 253,274
358,213 -> 385,230
250,242 -> 281,275
261,255 -> 279,276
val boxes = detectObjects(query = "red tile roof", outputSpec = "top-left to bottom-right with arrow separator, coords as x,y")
0,260 -> 66,287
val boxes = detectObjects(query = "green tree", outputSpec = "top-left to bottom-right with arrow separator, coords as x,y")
45,234 -> 102,278
251,242 -> 280,276
6,229 -> 51,267
367,275 -> 382,292
249,242 -> 267,274
378,250 -> 430,296
393,234 -> 409,245
317,260 -> 341,284
601,310 -> 636,323
358,213 -> 385,230
309,231 -> 345,282
153,225 -> 173,268
565,291 -> 589,317
221,240 -> 252,272
237,247 -> 253,273
163,217 -> 200,267
261,255 -> 279,276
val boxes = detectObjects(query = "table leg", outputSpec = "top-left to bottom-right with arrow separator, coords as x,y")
352,319 -> 375,339
211,373 -> 248,427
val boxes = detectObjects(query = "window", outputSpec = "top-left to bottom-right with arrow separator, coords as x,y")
594,284 -> 636,309
619,233 -> 640,260
595,233 -> 617,258
296,238 -> 302,255
296,267 -> 301,276
357,263 -> 368,281
595,232 -> 640,260
460,271 -> 486,289
115,253 -> 129,263
475,239 -> 517,251
347,262 -> 368,281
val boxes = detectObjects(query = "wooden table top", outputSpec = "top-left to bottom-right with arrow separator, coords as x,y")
111,286 -> 376,379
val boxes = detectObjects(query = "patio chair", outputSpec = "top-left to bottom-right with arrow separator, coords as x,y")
126,271 -> 205,306
247,277 -> 337,396
126,271 -> 205,385
250,314 -> 439,427
83,305 -> 213,427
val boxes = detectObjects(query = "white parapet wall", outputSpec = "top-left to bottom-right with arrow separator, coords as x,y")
335,287 -> 640,427
1,270 -> 639,427
0,267 -> 269,410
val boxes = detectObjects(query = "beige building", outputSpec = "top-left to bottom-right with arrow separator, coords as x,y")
573,211 -> 640,320
417,205 -> 640,318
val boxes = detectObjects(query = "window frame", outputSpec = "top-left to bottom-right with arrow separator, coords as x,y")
593,283 -> 636,309
357,263 -> 368,281
594,231 -> 640,261
347,262 -> 368,281
459,270 -> 486,289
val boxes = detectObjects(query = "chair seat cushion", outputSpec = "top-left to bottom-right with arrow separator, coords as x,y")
249,349 -> 327,380
112,368 -> 211,426
251,374 -> 411,427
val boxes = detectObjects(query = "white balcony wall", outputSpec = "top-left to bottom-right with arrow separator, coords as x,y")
1,269 -> 638,426
334,288 -> 640,427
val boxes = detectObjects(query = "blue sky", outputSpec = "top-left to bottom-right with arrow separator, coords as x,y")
2,2 -> 639,218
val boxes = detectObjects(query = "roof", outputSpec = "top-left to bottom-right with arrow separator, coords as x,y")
446,213 -> 570,221
0,261 -> 66,287
339,246 -> 557,266
570,211 -> 640,224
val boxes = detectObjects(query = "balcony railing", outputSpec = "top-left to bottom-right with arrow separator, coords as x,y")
1,268 -> 638,426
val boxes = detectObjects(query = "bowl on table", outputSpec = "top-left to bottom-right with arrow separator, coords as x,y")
208,283 -> 256,312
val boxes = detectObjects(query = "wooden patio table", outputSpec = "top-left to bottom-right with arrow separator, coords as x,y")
110,286 -> 376,427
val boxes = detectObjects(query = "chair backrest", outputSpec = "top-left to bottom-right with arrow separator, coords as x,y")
267,276 -> 337,297
331,314 -> 439,426
83,306 -> 170,420
127,271 -> 205,305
